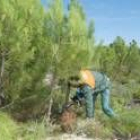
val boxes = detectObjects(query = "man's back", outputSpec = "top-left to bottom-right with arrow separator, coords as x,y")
92,71 -> 111,92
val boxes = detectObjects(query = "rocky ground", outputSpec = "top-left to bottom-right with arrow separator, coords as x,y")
47,134 -> 98,140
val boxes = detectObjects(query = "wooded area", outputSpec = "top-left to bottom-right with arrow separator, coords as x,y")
0,0 -> 140,140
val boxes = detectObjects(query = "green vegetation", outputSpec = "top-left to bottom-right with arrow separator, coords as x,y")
0,112 -> 18,140
0,0 -> 140,140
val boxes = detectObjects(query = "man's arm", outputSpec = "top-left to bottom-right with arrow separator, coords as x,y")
82,86 -> 94,118
68,79 -> 84,88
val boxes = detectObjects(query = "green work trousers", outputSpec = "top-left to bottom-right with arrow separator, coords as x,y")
82,85 -> 114,118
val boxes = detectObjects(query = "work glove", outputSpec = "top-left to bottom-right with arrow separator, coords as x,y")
71,95 -> 85,106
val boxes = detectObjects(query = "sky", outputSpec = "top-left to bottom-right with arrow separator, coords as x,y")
41,0 -> 140,44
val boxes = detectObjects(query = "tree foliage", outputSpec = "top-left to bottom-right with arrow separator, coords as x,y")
0,0 -> 50,101
0,0 -> 140,139
0,0 -> 140,129
0,0 -> 95,118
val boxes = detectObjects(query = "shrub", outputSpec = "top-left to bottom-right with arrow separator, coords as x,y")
0,112 -> 18,140
109,109 -> 140,139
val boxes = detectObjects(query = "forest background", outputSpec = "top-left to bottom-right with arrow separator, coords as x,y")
0,0 -> 140,140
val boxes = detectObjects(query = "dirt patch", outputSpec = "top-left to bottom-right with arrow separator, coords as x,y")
60,106 -> 77,133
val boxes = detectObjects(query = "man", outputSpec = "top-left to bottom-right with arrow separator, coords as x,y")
69,69 -> 115,118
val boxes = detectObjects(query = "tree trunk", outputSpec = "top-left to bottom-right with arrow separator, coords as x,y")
65,82 -> 70,104
0,52 -> 5,106
47,98 -> 53,121
0,52 -> 5,90
47,73 -> 55,121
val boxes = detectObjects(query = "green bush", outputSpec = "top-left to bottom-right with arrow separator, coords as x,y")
0,112 -> 18,140
19,122 -> 47,140
132,88 -> 140,99
109,109 -> 140,139
18,119 -> 61,140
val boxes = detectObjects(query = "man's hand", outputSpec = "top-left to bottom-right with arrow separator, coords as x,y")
71,95 -> 85,106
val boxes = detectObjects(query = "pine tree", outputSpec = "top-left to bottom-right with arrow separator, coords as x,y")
0,0 -> 50,105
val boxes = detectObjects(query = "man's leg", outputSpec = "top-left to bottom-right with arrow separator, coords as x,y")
101,89 -> 114,117
82,86 -> 94,118
92,92 -> 98,117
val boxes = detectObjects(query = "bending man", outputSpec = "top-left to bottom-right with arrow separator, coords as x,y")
69,69 -> 115,118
